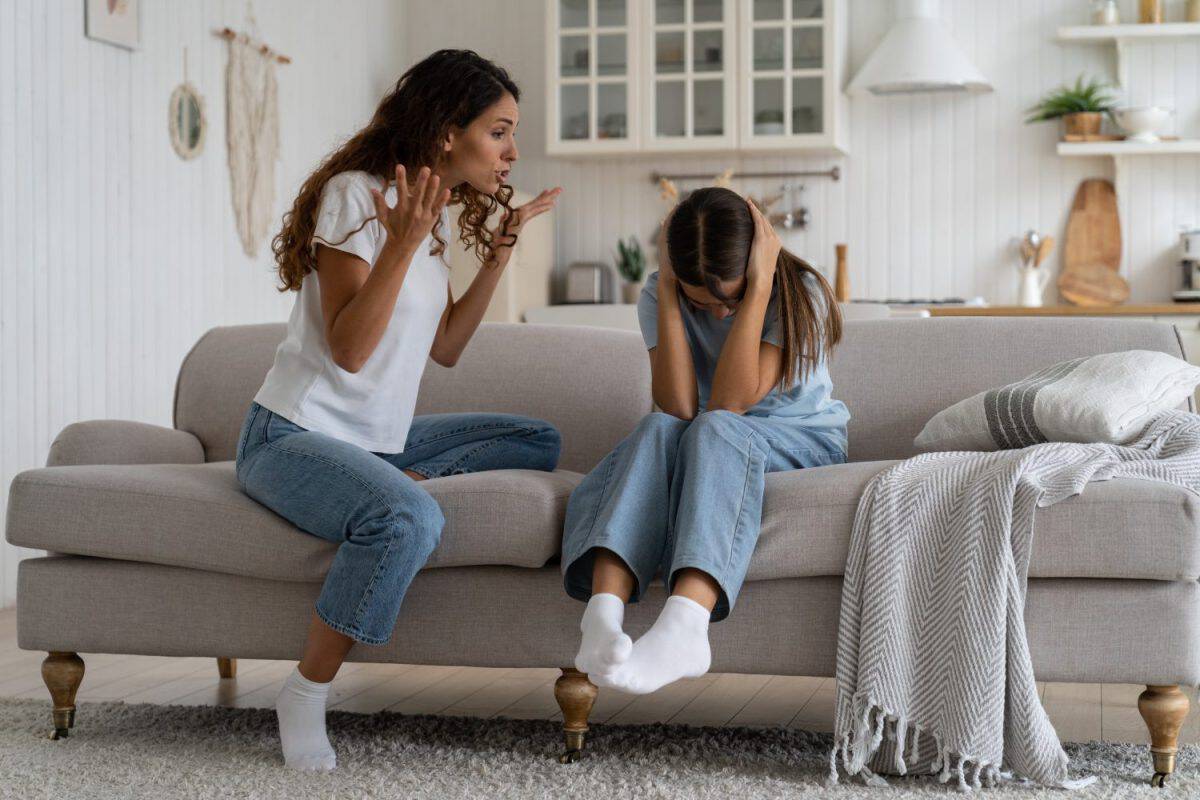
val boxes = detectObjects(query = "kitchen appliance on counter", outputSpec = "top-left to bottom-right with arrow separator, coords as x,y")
1175,228 -> 1200,302
562,261 -> 617,304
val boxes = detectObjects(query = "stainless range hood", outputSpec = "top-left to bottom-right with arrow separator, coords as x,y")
848,0 -> 992,96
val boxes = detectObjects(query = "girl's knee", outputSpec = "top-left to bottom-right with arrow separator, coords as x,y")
634,411 -> 689,439
690,409 -> 742,432
682,410 -> 749,442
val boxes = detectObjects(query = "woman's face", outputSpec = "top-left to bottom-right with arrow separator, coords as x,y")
678,277 -> 745,320
443,92 -> 520,194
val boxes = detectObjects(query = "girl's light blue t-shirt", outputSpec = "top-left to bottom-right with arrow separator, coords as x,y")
637,270 -> 851,444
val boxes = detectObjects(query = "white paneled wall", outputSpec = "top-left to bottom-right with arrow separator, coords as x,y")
0,0 -> 406,608
405,0 -> 1200,303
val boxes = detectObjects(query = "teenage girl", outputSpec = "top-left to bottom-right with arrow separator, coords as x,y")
561,187 -> 850,695
235,50 -> 562,771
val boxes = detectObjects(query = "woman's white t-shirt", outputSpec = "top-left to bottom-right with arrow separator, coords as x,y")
253,170 -> 450,454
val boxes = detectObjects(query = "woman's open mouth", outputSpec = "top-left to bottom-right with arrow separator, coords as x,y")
496,169 -> 510,182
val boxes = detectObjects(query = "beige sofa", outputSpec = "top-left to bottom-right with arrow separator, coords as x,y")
7,318 -> 1198,785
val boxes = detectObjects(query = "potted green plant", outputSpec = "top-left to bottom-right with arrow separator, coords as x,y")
1025,75 -> 1117,139
615,235 -> 646,304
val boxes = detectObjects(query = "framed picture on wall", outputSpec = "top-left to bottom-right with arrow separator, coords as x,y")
85,0 -> 140,51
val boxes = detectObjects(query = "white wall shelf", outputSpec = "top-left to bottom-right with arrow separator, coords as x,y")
1055,139 -> 1200,222
1056,23 -> 1200,88
1057,22 -> 1200,42
1056,139 -> 1200,156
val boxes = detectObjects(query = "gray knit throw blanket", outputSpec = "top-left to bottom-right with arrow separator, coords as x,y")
830,409 -> 1200,791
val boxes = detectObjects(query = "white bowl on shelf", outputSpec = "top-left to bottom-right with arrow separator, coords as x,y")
1111,106 -> 1172,143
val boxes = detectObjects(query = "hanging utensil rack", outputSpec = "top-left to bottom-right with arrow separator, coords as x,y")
648,166 -> 840,184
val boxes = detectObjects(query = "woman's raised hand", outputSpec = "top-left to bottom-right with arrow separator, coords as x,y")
657,205 -> 679,286
370,164 -> 452,253
746,198 -> 781,292
494,188 -> 563,250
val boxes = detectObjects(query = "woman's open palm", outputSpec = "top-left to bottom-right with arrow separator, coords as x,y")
370,164 -> 452,252
494,188 -> 562,250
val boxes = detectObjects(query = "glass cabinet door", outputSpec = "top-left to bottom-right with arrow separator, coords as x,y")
742,0 -> 827,145
547,0 -> 843,155
643,0 -> 736,150
550,0 -> 635,153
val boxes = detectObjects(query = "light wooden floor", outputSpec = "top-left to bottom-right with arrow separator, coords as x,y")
1,608 -> 1195,744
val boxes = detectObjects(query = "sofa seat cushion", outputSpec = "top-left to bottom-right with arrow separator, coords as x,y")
748,460 -> 1200,583
5,462 -> 581,582
8,458 -> 1197,586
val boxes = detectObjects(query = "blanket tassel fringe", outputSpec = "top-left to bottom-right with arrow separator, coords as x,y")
825,700 -> 1095,792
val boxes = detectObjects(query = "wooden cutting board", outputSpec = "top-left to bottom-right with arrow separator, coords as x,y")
1059,178 -> 1126,305
1059,263 -> 1131,306
1063,179 -> 1121,272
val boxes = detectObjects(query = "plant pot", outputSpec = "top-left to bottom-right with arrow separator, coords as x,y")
1062,112 -> 1103,138
621,281 -> 643,304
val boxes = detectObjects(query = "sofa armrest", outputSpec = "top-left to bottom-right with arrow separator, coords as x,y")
46,421 -> 205,467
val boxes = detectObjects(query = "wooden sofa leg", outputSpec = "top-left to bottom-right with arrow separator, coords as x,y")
554,667 -> 598,763
217,658 -> 237,679
1138,684 -> 1190,787
41,652 -> 85,740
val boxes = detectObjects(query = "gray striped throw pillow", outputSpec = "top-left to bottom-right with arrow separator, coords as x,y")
914,350 -> 1200,452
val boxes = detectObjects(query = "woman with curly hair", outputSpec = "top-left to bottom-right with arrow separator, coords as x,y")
234,49 -> 562,771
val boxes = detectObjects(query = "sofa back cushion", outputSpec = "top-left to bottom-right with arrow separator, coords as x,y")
176,316 -> 1191,469
174,322 -> 652,473
829,317 -> 1193,462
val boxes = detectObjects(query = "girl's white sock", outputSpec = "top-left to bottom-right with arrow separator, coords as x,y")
275,666 -> 336,771
597,594 -> 712,695
574,592 -> 633,678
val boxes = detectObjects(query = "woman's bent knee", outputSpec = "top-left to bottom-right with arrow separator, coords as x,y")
352,484 -> 444,550
525,421 -> 562,471
404,489 -> 445,542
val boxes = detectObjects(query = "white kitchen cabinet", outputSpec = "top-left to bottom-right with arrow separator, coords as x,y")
737,0 -> 849,153
640,0 -> 738,151
545,0 -> 848,156
545,0 -> 640,156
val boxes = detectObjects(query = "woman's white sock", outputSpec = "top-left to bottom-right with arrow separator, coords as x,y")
574,592 -> 633,678
275,666 -> 336,771
597,594 -> 711,695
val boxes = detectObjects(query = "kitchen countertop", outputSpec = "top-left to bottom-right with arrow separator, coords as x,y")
922,303 -> 1200,317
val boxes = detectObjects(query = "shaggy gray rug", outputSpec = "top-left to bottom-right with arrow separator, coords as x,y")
0,697 -> 1194,798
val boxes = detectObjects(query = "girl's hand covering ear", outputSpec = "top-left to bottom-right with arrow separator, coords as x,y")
657,205 -> 678,286
746,198 -> 781,293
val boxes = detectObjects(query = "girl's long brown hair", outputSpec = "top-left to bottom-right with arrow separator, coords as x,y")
666,187 -> 843,391
271,49 -> 520,292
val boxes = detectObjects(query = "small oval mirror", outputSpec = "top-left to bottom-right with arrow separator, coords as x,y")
168,83 -> 206,160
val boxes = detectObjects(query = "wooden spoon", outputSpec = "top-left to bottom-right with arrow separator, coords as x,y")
1034,236 -> 1055,268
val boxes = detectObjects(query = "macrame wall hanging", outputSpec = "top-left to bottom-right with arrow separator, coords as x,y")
214,5 -> 289,257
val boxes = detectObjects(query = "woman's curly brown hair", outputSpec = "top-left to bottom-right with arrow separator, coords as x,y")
271,49 -> 520,292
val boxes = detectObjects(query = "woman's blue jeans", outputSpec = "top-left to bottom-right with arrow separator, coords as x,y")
235,401 -> 561,645
561,410 -> 847,622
